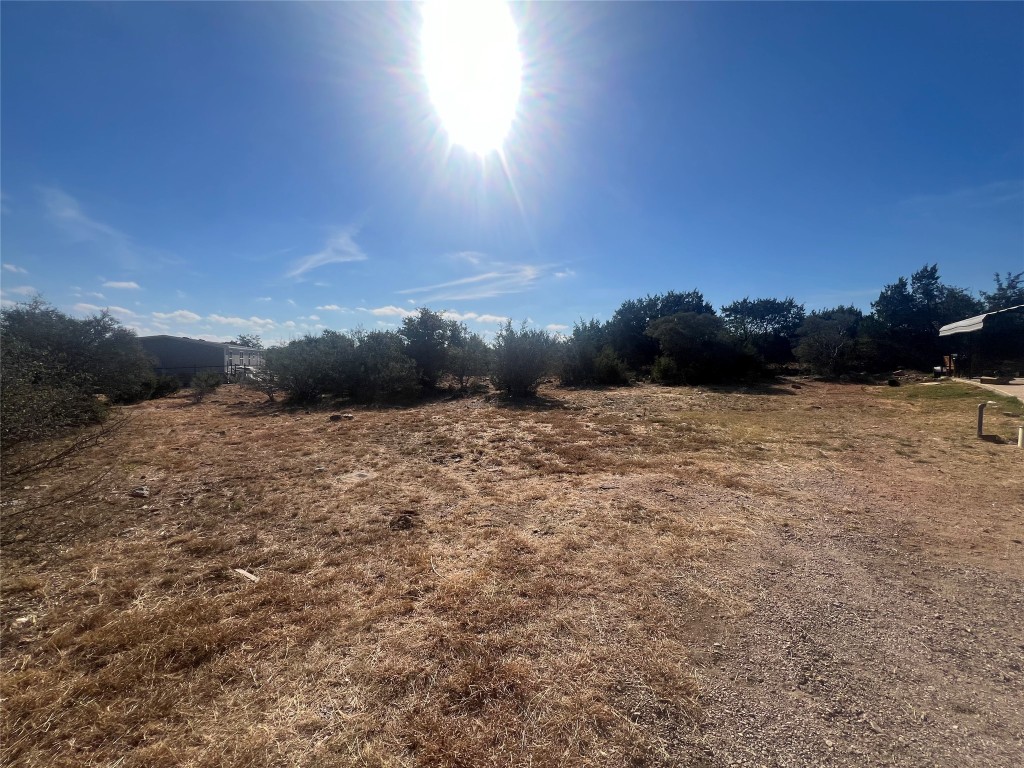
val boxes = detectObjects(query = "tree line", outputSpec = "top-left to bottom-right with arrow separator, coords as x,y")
2,266 -> 1021,455
261,264 -> 1022,402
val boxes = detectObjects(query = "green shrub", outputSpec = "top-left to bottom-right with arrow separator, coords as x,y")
400,308 -> 460,388
1,299 -> 160,452
651,355 -> 685,385
1,298 -> 156,406
646,312 -> 759,384
492,322 -> 557,397
0,333 -> 107,450
190,371 -> 223,403
265,331 -> 357,403
351,330 -> 420,403
449,330 -> 491,390
593,346 -> 631,386
149,375 -> 181,400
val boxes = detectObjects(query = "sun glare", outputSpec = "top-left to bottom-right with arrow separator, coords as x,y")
421,0 -> 523,155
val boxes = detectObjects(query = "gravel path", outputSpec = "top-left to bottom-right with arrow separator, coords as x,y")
680,464 -> 1024,767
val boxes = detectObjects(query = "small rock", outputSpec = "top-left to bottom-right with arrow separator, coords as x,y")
825,740 -> 834,748
329,414 -> 342,422
129,486 -> 150,499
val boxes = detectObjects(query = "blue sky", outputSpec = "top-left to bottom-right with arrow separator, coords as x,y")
2,1 -> 1022,342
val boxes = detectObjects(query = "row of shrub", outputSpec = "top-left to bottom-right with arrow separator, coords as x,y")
3,266 -> 1020,449
261,266 -> 1021,404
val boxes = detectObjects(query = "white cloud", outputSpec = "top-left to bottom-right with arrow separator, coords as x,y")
546,323 -> 569,332
6,286 -> 39,296
72,303 -> 139,320
358,305 -> 415,318
283,320 -> 297,329
152,309 -> 201,323
287,299 -> 297,306
207,314 -> 276,330
298,314 -> 321,321
554,269 -> 576,279
102,280 -> 141,290
286,229 -> 368,278
256,296 -> 272,302
316,304 -> 347,311
441,310 -> 509,324
447,251 -> 486,265
399,265 -> 542,301
2,264 -> 28,274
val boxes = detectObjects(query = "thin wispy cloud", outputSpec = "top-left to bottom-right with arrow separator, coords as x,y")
316,304 -> 348,311
256,296 -> 272,302
447,251 -> 486,266
399,265 -> 542,302
554,269 -> 576,279
2,263 -> 28,274
73,302 -> 140,320
546,323 -> 569,332
286,229 -> 368,278
152,309 -> 201,323
6,286 -> 39,296
102,280 -> 141,290
40,187 -> 140,265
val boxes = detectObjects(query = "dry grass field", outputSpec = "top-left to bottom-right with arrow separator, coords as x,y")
2,379 -> 1022,767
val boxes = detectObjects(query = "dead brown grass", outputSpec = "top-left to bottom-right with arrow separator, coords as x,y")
2,380 -> 1021,766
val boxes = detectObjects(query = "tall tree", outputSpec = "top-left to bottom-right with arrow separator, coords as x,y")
794,306 -> 865,377
232,334 -> 263,348
869,264 -> 982,370
980,271 -> 1024,310
720,297 -> 805,363
399,307 -> 461,388
608,290 -> 713,370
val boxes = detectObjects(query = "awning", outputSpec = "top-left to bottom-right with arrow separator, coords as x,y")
939,304 -> 1024,336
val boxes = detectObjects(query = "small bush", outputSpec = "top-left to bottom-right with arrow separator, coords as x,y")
449,331 -> 491,390
351,330 -> 421,403
651,355 -> 684,385
265,331 -> 357,403
492,322 -> 557,397
190,371 -> 223,403
149,375 -> 181,400
593,346 -> 631,385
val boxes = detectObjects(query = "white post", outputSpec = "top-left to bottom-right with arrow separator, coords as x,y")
1018,426 -> 1023,448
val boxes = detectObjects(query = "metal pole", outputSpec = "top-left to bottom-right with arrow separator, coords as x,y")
977,402 -> 987,438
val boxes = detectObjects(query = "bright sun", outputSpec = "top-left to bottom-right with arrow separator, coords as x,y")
421,0 -> 522,155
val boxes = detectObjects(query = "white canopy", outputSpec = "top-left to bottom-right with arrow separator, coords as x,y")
939,304 -> 1024,336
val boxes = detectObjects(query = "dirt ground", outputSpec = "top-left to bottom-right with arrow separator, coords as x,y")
2,379 -> 1022,767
